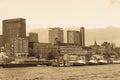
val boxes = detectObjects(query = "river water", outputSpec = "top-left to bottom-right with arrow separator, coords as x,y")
0,64 -> 120,80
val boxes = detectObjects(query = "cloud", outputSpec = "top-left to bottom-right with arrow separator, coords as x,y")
110,0 -> 120,5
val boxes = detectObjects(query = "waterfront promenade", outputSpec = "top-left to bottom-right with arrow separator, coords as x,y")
0,64 -> 120,80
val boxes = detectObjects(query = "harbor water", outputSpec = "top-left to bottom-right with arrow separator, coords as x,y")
0,64 -> 120,80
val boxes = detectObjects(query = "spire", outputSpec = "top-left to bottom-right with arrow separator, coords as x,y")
94,40 -> 97,45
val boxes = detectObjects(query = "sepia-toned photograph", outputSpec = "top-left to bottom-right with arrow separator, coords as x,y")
0,0 -> 120,80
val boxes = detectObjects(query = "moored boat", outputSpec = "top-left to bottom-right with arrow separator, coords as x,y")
88,59 -> 98,65
72,56 -> 87,66
112,59 -> 120,64
2,60 -> 38,68
98,56 -> 108,65
73,60 -> 86,66
98,59 -> 108,65
2,58 -> 51,68
88,55 -> 100,65
2,63 -> 38,68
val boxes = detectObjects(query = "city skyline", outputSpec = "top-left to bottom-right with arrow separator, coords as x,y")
0,18 -> 120,46
26,26 -> 120,46
1,1 -> 120,80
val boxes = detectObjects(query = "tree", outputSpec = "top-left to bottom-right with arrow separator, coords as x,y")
28,48 -> 35,56
47,52 -> 56,60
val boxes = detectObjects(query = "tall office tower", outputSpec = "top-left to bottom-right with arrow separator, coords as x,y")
28,32 -> 38,43
13,37 -> 28,57
2,18 -> 26,45
67,30 -> 80,45
80,27 -> 85,47
49,28 -> 64,44
0,35 -> 3,47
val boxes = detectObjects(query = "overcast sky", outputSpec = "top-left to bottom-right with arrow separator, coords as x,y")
0,0 -> 120,46
0,0 -> 120,29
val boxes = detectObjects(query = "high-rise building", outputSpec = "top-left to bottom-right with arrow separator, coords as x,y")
49,28 -> 64,44
28,32 -> 38,43
0,35 -> 3,47
3,18 -> 26,45
13,37 -> 28,57
67,30 -> 80,45
80,27 -> 85,46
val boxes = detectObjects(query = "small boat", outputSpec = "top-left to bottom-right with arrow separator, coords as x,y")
98,56 -> 108,65
112,60 -> 120,64
88,56 -> 98,65
72,56 -> 87,66
73,60 -> 86,66
37,64 -> 47,67
2,63 -> 38,68
2,61 -> 38,68
112,59 -> 120,64
51,61 -> 64,67
88,59 -> 98,65
98,59 -> 108,65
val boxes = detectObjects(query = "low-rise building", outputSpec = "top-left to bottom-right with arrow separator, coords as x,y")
33,43 -> 58,58
13,37 -> 28,57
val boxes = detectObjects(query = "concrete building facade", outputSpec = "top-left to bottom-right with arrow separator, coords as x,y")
67,30 -> 80,45
13,37 -> 28,57
49,28 -> 64,44
3,18 -> 26,45
33,43 -> 58,58
0,35 -> 3,47
80,27 -> 85,47
28,32 -> 38,43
